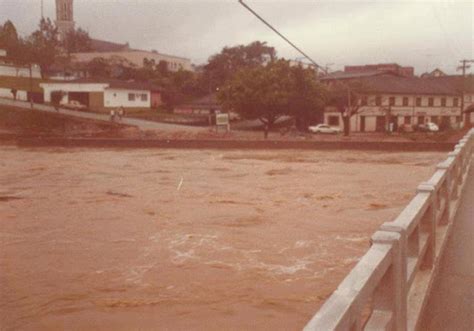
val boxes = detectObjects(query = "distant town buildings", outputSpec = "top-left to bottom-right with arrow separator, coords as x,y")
55,0 -> 192,72
421,68 -> 447,78
343,63 -> 415,77
71,49 -> 193,72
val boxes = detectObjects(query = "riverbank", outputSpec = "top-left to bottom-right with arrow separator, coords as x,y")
0,104 -> 468,152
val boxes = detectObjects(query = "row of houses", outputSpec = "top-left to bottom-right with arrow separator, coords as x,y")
320,67 -> 474,132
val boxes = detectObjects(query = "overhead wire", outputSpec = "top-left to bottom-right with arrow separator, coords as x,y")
237,0 -> 327,74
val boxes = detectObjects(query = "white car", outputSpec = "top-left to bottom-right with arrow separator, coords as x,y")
62,100 -> 88,111
417,122 -> 439,132
308,124 -> 342,134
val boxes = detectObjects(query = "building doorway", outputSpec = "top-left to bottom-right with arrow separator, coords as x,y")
69,92 -> 90,107
390,115 -> 398,132
360,116 -> 366,132
376,116 -> 386,132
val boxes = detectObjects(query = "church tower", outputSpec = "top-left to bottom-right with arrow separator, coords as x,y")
56,0 -> 75,40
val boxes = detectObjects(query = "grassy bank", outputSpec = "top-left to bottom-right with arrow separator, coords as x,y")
0,105 -> 126,137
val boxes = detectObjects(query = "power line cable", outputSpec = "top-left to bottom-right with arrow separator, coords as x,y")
237,0 -> 327,74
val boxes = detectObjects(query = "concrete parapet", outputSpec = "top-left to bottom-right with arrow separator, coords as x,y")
303,131 -> 474,331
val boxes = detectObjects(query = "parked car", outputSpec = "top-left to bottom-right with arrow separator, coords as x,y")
417,122 -> 439,132
62,100 -> 88,111
308,124 -> 342,134
398,124 -> 415,133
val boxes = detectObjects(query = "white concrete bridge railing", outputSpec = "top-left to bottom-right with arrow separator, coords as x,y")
304,128 -> 474,331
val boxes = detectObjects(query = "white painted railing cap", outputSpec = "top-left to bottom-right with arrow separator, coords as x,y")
372,230 -> 401,244
380,222 -> 406,235
436,159 -> 452,170
417,182 -> 436,193
448,150 -> 459,157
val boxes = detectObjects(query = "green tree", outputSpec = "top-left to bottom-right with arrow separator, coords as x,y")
290,65 -> 328,130
204,41 -> 276,90
327,80 -> 366,136
63,27 -> 92,54
218,60 -> 326,138
86,57 -> 111,77
28,18 -> 60,72
0,20 -> 19,51
157,60 -> 169,76
0,20 -> 34,65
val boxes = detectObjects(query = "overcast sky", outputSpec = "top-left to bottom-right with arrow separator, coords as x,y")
0,0 -> 472,74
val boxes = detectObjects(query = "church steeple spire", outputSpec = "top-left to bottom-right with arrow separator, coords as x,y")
55,0 -> 75,40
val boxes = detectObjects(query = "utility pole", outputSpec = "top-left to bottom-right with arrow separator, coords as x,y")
457,59 -> 474,127
29,64 -> 33,109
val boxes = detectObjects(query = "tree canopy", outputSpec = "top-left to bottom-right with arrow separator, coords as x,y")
203,41 -> 276,90
28,18 -> 61,71
218,59 -> 327,136
63,28 -> 92,54
0,20 -> 19,50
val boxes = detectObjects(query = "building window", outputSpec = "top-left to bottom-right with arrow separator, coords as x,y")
128,93 -> 135,101
456,116 -> 462,123
431,116 -> 439,124
418,116 -> 425,124
441,97 -> 446,107
375,96 -> 382,106
141,94 -> 148,101
453,98 -> 459,106
404,116 -> 411,124
328,115 -> 340,126
416,97 -> 422,107
403,97 -> 409,106
389,97 -> 395,106
428,97 -> 434,107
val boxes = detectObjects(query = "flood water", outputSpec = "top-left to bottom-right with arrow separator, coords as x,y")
0,146 -> 445,330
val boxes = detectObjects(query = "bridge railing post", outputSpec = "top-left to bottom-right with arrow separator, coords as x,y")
417,183 -> 437,269
371,229 -> 407,331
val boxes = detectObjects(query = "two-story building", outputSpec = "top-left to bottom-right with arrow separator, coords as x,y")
321,72 -> 473,132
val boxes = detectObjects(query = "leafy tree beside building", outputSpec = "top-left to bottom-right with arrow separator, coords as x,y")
327,80 -> 366,136
218,59 -> 327,138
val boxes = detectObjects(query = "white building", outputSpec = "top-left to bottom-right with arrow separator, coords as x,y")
40,79 -> 162,111
321,74 -> 473,131
71,49 -> 193,72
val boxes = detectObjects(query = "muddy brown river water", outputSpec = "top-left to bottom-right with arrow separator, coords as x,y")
0,146 -> 445,330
